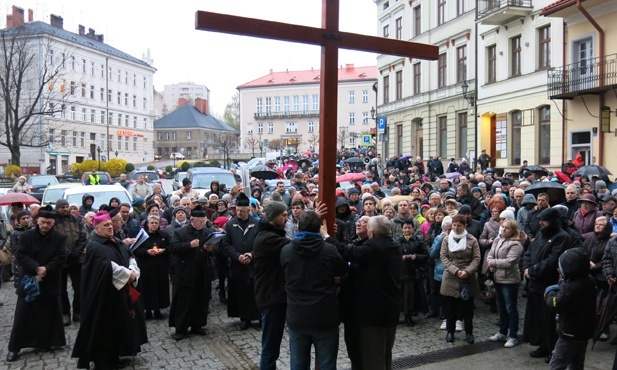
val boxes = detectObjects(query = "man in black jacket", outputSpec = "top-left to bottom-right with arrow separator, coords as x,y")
281,211 -> 348,370
336,215 -> 401,370
168,205 -> 215,341
456,184 -> 483,220
7,206 -> 67,362
54,199 -> 87,326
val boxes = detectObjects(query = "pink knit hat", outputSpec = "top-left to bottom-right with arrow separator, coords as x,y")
92,211 -> 111,227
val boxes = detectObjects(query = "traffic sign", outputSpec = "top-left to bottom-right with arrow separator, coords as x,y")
361,134 -> 372,147
378,116 -> 386,134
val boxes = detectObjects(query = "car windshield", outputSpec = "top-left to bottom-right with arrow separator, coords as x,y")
84,173 -> 111,184
42,188 -> 67,204
29,176 -> 58,186
191,173 -> 236,190
67,191 -> 131,210
131,172 -> 157,181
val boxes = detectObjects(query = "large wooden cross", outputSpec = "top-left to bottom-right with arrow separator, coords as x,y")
196,0 -> 438,231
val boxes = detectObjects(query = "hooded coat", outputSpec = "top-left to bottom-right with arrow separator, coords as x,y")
335,197 -> 358,243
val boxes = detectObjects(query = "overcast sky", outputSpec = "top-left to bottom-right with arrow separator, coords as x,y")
2,0 -> 379,115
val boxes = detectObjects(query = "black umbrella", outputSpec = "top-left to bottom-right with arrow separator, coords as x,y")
524,181 -> 566,206
297,159 -> 310,168
592,286 -> 617,349
574,165 -> 612,178
345,157 -> 364,164
525,165 -> 549,176
250,165 -> 279,180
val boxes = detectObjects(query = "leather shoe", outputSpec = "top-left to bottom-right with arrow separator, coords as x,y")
544,354 -> 552,364
239,320 -> 250,330
191,327 -> 208,336
465,334 -> 475,344
529,347 -> 550,358
173,333 -> 185,341
445,333 -> 454,343
6,351 -> 19,362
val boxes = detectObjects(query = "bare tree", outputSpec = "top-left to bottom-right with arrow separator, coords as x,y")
0,28 -> 71,166
267,138 -> 281,152
216,133 -> 239,169
308,134 -> 319,151
245,135 -> 258,158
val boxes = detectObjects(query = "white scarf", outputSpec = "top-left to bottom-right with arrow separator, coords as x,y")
448,230 -> 468,252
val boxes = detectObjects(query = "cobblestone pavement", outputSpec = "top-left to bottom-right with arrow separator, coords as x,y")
0,280 -> 614,369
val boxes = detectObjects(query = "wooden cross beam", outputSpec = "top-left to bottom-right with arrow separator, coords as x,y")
196,0 -> 438,232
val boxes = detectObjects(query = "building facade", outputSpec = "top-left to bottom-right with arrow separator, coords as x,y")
237,64 -> 377,155
1,6 -> 157,174
162,82 -> 211,115
542,0 -> 617,171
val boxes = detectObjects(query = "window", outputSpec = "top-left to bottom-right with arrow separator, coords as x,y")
172,132 -> 177,141
82,108 -> 87,121
539,25 -> 551,69
108,67 -> 113,80
274,97 -> 281,112
70,81 -> 75,95
383,75 -> 390,104
134,116 -> 137,128
286,122 -> 297,133
395,71 -> 403,100
108,89 -> 112,102
72,131 -> 77,147
61,130 -> 67,147
101,134 -> 106,150
90,109 -> 95,123
70,56 -> 75,70
349,113 -> 355,124
100,64 -> 104,78
511,36 -> 522,76
133,95 -> 137,107
125,71 -> 129,84
349,135 -> 356,147
48,49 -> 54,65
117,92 -> 121,104
293,96 -> 299,111
437,0 -> 446,26
302,95 -> 309,112
125,115 -> 129,127
456,45 -> 467,83
90,85 -> 94,99
511,110 -> 522,165
395,17 -> 402,40
108,136 -> 113,151
100,111 -> 105,124
458,112 -> 468,158
143,98 -> 147,109
70,106 -> 76,120
413,63 -> 421,94
187,131 -> 192,140
133,137 -> 137,151
439,116 -> 448,158
438,53 -> 447,88
118,114 -> 122,126
256,98 -> 263,115
414,6 -> 421,37
118,69 -> 121,83
308,121 -> 314,133
125,137 -> 129,151
82,59 -> 86,73
91,62 -> 95,75
81,132 -> 85,147
265,97 -> 272,114
312,95 -> 319,110
125,93 -> 129,105
284,96 -> 290,113
133,74 -> 137,86
349,91 -> 355,103
158,132 -> 163,141
109,112 -> 113,126
539,106 -> 551,165
383,24 -> 389,38
247,124 -> 253,134
90,133 -> 96,141
362,90 -> 369,103
258,123 -> 263,134
49,129 -> 55,145
81,83 -> 86,97
457,0 -> 466,15
487,45 -> 497,83
143,76 -> 147,89
362,112 -> 369,124
268,123 -> 274,134
100,88 -> 104,101
118,136 -> 123,151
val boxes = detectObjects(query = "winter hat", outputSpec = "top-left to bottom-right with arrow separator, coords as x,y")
213,216 -> 229,229
92,211 -> 111,227
537,207 -> 559,221
499,209 -> 515,220
596,180 -> 607,190
131,197 -> 145,208
264,201 -> 288,222
170,195 -> 181,204
442,215 -> 453,227
236,192 -> 250,207
521,194 -> 536,205
190,205 -> 207,218
55,199 -> 69,209
458,205 -> 472,214
16,210 -> 30,220
173,206 -> 189,217
347,187 -> 359,195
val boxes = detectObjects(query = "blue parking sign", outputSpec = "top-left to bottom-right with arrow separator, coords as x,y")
378,116 -> 386,134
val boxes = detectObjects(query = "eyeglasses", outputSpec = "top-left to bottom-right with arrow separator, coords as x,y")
355,220 -> 368,225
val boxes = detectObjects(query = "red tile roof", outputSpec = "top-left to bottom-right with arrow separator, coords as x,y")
541,0 -> 579,16
238,65 -> 377,89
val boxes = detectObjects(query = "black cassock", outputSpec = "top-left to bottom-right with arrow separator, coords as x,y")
72,233 -> 147,369
9,227 -> 67,352
133,230 -> 170,310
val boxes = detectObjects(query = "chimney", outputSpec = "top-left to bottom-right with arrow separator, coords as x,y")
195,98 -> 209,115
6,6 -> 25,28
177,98 -> 188,108
28,9 -> 33,22
50,14 -> 64,29
78,25 -> 85,35
96,34 -> 104,43
87,28 -> 95,38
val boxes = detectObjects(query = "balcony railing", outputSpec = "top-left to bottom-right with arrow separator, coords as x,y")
254,110 -> 320,119
547,54 -> 617,99
477,0 -> 533,25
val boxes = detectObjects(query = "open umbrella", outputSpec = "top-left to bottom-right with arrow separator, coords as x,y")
297,159 -> 311,168
524,181 -> 566,206
574,165 -> 612,178
592,286 -> 617,349
445,172 -> 462,180
525,165 -> 549,177
302,150 -> 313,156
345,157 -> 364,164
250,165 -> 279,180
400,154 -> 413,161
0,192 -> 40,206
336,173 -> 366,183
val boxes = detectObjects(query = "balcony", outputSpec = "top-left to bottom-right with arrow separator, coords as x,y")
547,54 -> 617,100
477,0 -> 533,25
254,110 -> 319,119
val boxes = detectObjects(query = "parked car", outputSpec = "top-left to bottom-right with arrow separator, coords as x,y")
128,170 -> 163,186
172,172 -> 187,191
170,152 -> 185,160
186,167 -> 236,198
42,183 -> 83,206
80,171 -> 113,185
28,175 -> 59,201
63,185 -> 132,211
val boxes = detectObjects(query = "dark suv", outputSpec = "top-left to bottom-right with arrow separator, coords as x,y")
80,171 -> 113,185
28,175 -> 59,201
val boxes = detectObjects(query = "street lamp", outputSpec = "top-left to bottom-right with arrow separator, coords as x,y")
96,146 -> 101,171
460,80 -> 478,172
370,106 -> 378,160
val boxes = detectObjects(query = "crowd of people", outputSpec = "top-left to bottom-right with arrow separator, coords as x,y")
2,152 -> 617,369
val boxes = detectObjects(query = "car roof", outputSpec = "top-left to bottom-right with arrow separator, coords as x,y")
187,167 -> 232,174
45,183 -> 83,190
63,184 -> 127,195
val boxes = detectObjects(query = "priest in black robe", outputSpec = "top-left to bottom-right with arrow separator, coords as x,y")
6,205 -> 67,362
71,211 -> 147,369
168,205 -> 215,341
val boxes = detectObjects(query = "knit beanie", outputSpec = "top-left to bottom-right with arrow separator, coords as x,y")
264,201 -> 288,222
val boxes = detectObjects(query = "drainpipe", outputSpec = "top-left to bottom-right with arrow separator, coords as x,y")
561,22 -> 567,162
576,0 -> 605,164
